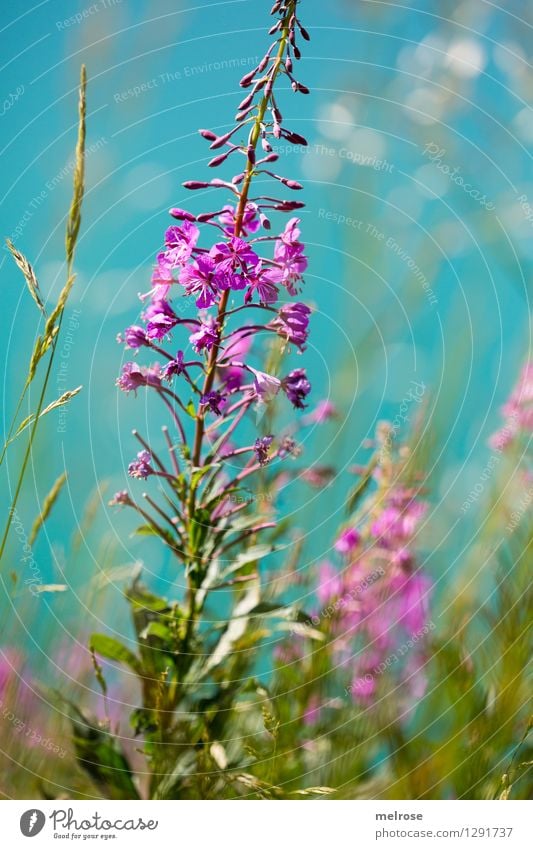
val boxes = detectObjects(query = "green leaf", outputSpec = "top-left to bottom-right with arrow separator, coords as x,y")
184,399 -> 196,418
204,579 -> 261,673
140,621 -> 173,642
126,583 -> 169,613
68,702 -> 139,800
191,462 -> 220,489
89,634 -> 142,675
134,523 -> 178,549
220,544 -> 275,579
189,507 -> 211,553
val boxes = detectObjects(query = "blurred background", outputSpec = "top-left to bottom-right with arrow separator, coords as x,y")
0,0 -> 531,681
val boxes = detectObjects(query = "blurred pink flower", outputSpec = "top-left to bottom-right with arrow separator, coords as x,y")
489,360 -> 533,451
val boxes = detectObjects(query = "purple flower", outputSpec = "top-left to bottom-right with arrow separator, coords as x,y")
219,203 -> 261,237
254,434 -> 274,465
269,217 -> 308,295
370,498 -> 426,547
317,560 -> 343,604
150,252 -> 175,300
223,365 -> 247,392
110,490 -> 131,506
201,390 -> 225,415
248,367 -> 281,403
163,350 -> 186,381
210,238 -> 259,292
334,527 -> 360,554
117,362 -> 162,393
190,314 -> 220,353
270,245 -> 307,295
389,571 -> 431,636
164,220 -> 199,266
489,360 -> 533,451
144,299 -> 178,340
306,399 -> 338,423
282,368 -> 311,408
244,264 -> 279,305
268,301 -> 310,351
179,255 -> 218,308
128,450 -> 153,479
118,325 -> 148,349
350,674 -> 376,702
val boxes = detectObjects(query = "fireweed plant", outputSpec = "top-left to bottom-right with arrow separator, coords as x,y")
70,1 -> 329,800
115,0 -> 312,569
274,422 -> 432,738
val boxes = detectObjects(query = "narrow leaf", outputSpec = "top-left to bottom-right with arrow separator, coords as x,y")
89,633 -> 143,675
6,239 -> 45,314
66,65 -> 86,269
15,386 -> 82,439
29,472 -> 67,545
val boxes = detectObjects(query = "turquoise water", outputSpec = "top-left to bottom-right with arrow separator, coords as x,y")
1,0 -> 531,655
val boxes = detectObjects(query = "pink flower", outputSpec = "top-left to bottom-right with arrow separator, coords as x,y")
334,527 -> 360,555
350,673 -> 376,702
248,367 -> 281,403
117,362 -> 162,393
302,695 -> 323,726
489,360 -> 533,451
219,203 -> 260,237
164,220 -> 199,266
306,399 -> 338,423
190,314 -> 220,353
179,255 -> 218,308
317,561 -> 343,604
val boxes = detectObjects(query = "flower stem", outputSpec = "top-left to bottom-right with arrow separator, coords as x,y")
191,3 -> 296,469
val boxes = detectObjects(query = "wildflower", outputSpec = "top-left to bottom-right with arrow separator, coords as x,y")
306,399 -> 338,423
201,391 -> 225,415
269,218 -> 308,294
350,674 -> 376,702
150,252 -> 175,300
316,560 -> 343,604
117,362 -> 162,393
128,450 -> 153,479
210,237 -> 259,275
219,203 -> 261,237
190,314 -> 220,353
163,220 -> 199,266
334,527 -> 360,554
118,325 -> 148,349
162,350 -> 186,381
249,367 -> 282,403
144,299 -> 178,340
254,435 -> 274,465
489,360 -> 533,451
244,264 -> 279,304
268,301 -> 310,351
109,490 -> 131,506
179,255 -> 218,308
282,368 -> 311,408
